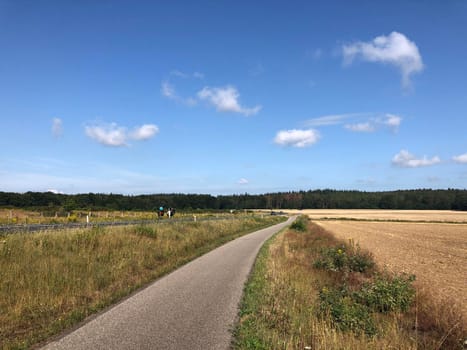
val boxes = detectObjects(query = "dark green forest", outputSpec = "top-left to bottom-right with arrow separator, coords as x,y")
0,189 -> 466,211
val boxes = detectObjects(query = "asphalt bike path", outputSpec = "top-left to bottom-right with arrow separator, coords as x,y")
41,216 -> 296,350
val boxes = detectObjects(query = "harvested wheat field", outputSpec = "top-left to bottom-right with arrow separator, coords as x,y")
316,219 -> 467,320
282,209 -> 467,222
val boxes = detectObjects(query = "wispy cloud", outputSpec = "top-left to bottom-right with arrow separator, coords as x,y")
392,150 -> 440,168
306,113 -> 402,133
342,31 -> 424,88
345,114 -> 402,133
345,122 -> 375,132
161,81 -> 197,106
274,129 -> 320,148
305,114 -> 356,127
170,70 -> 204,79
52,118 -> 63,137
453,153 -> 467,164
85,122 -> 159,147
197,86 -> 261,116
161,81 -> 176,99
238,178 -> 249,185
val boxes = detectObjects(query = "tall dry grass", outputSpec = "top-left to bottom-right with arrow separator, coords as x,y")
0,215 -> 284,349
234,218 -> 465,349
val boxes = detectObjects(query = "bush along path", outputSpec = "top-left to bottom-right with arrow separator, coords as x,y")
234,215 -> 465,350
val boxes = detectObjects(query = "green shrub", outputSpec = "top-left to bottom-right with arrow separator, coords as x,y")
314,245 -> 347,271
347,244 -> 375,273
354,273 -> 416,313
313,243 -> 374,273
318,286 -> 376,336
290,216 -> 308,231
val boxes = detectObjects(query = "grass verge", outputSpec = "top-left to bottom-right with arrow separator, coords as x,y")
234,216 -> 465,349
0,215 -> 285,349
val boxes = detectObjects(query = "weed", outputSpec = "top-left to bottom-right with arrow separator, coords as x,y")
318,286 -> 377,336
134,225 -> 158,238
313,242 -> 374,273
354,273 -> 416,313
290,216 -> 308,231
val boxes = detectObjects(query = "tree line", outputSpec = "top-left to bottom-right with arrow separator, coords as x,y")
0,189 -> 466,211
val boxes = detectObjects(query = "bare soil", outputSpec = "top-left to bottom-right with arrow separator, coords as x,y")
316,220 -> 467,320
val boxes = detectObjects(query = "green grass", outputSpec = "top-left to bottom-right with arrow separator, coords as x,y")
234,217 -> 465,349
0,214 -> 285,349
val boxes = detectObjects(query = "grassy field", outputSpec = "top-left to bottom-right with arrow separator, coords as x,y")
0,209 -> 159,225
234,216 -> 465,349
0,214 -> 285,349
0,208 -> 234,225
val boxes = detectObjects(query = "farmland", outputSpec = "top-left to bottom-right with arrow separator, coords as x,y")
235,214 -> 466,349
316,220 -> 467,320
283,210 -> 467,322
281,209 -> 467,223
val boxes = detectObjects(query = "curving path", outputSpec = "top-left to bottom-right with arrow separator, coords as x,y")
41,216 -> 295,350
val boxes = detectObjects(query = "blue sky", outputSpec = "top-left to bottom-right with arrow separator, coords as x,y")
1,0 -> 466,195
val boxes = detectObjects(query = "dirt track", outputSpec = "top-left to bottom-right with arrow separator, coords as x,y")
316,220 -> 467,319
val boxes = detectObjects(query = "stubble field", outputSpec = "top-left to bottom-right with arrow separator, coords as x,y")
282,209 -> 467,223
291,210 -> 467,322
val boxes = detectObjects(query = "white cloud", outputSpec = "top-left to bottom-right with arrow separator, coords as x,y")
384,114 -> 402,131
274,129 -> 320,148
342,31 -> 424,87
85,122 -> 159,147
305,114 -> 361,127
238,178 -> 249,185
47,188 -> 64,194
197,86 -> 261,116
171,70 -> 204,79
161,81 -> 197,106
392,150 -> 440,168
85,123 -> 128,147
130,124 -> 159,140
52,118 -> 63,137
161,82 -> 176,98
453,153 -> 467,164
345,122 -> 375,132
344,114 -> 402,133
